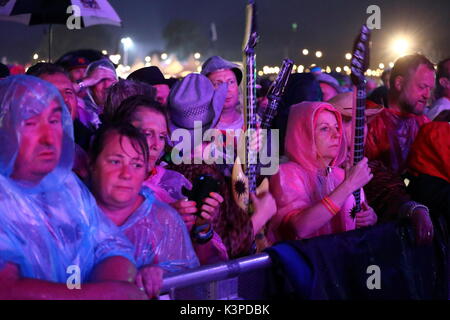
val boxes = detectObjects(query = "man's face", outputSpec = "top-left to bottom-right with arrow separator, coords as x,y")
91,132 -> 148,210
397,64 -> 435,115
11,100 -> 63,185
40,73 -> 77,120
153,84 -> 170,107
92,76 -> 117,108
320,82 -> 338,101
208,69 -> 240,110
131,107 -> 168,169
69,67 -> 86,83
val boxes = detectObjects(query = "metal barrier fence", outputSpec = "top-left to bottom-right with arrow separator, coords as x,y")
160,253 -> 273,300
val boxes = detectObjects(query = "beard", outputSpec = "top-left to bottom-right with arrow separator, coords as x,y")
399,95 -> 425,116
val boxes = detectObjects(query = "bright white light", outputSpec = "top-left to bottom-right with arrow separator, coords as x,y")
102,50 -> 108,55
389,62 -> 395,68
121,37 -> 133,50
343,66 -> 350,72
336,67 -> 342,73
379,63 -> 385,69
391,37 -> 410,57
194,52 -> 201,59
315,51 -> 323,58
326,66 -> 331,73
145,56 -> 151,63
109,54 -> 121,65
161,53 -> 168,60
258,71 -> 264,76
33,53 -> 39,60
298,65 -> 304,73
345,53 -> 352,60
302,49 -> 309,56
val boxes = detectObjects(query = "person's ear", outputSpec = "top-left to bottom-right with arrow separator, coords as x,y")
393,75 -> 405,92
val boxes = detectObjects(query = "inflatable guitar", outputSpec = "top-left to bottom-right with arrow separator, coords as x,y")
349,25 -> 371,218
232,0 -> 293,251
232,58 -> 293,211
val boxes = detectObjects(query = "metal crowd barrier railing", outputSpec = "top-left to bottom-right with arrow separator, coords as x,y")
160,253 -> 273,300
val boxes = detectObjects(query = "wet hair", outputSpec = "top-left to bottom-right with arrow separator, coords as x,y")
104,79 -> 156,121
109,94 -> 168,128
89,122 -> 150,171
26,63 -> 68,78
389,54 -> 435,90
435,57 -> 450,99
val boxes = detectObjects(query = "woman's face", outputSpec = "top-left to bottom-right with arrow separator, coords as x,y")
131,107 -> 168,169
91,131 -> 148,210
314,110 -> 341,165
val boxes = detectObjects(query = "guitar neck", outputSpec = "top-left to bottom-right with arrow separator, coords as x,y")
353,84 -> 366,164
245,52 -> 258,194
260,59 -> 293,130
352,83 -> 367,213
261,96 -> 280,129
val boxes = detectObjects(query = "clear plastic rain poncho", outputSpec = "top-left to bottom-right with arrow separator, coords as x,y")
119,186 -> 199,273
81,59 -> 117,128
0,75 -> 135,283
143,165 -> 192,203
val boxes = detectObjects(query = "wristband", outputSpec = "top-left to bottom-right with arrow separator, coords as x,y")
192,223 -> 214,244
322,197 -> 340,216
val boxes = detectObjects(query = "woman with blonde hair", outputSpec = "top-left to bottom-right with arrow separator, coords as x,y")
268,102 -> 377,242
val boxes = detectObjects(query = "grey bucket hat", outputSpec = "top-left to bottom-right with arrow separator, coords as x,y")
168,73 -> 227,135
201,56 -> 243,85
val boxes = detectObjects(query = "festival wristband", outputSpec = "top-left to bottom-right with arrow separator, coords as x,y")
322,197 -> 340,216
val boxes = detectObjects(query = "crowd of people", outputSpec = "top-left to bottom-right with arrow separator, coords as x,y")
0,49 -> 448,299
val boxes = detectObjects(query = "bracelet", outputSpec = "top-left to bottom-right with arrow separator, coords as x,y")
192,223 -> 214,244
321,197 -> 340,216
401,201 -> 429,218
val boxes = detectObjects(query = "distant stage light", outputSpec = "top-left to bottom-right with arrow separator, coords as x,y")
391,37 -> 410,57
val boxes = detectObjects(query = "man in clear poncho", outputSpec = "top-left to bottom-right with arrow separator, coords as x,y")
78,59 -> 118,129
0,75 -> 146,300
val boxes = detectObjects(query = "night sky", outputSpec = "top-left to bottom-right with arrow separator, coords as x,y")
0,0 -> 449,68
